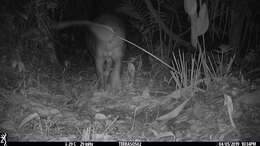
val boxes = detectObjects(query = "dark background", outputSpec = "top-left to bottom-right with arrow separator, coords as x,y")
0,0 -> 260,74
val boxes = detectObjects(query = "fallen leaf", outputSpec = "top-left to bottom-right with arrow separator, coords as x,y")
157,98 -> 190,121
19,113 -> 40,129
95,113 -> 108,120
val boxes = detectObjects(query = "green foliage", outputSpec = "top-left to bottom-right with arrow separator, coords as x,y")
0,0 -> 61,72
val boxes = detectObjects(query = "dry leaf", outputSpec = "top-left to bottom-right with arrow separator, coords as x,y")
141,87 -> 151,99
19,113 -> 40,129
157,98 -> 190,121
165,89 -> 181,99
95,113 -> 108,120
93,134 -> 114,141
149,128 -> 174,139
224,94 -> 236,128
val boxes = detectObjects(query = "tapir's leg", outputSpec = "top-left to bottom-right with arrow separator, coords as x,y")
103,57 -> 112,90
96,53 -> 105,91
111,57 -> 121,93
110,47 -> 123,93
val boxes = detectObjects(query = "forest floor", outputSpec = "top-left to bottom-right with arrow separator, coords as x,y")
0,61 -> 259,141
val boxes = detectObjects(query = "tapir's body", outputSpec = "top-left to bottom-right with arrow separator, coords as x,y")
90,15 -> 125,93
54,14 -> 125,93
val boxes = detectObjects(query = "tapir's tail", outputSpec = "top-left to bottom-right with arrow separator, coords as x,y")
53,21 -> 114,33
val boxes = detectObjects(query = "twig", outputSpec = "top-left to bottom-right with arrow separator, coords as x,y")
103,116 -> 119,134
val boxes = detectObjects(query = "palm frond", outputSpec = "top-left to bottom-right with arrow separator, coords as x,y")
117,0 -> 168,35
